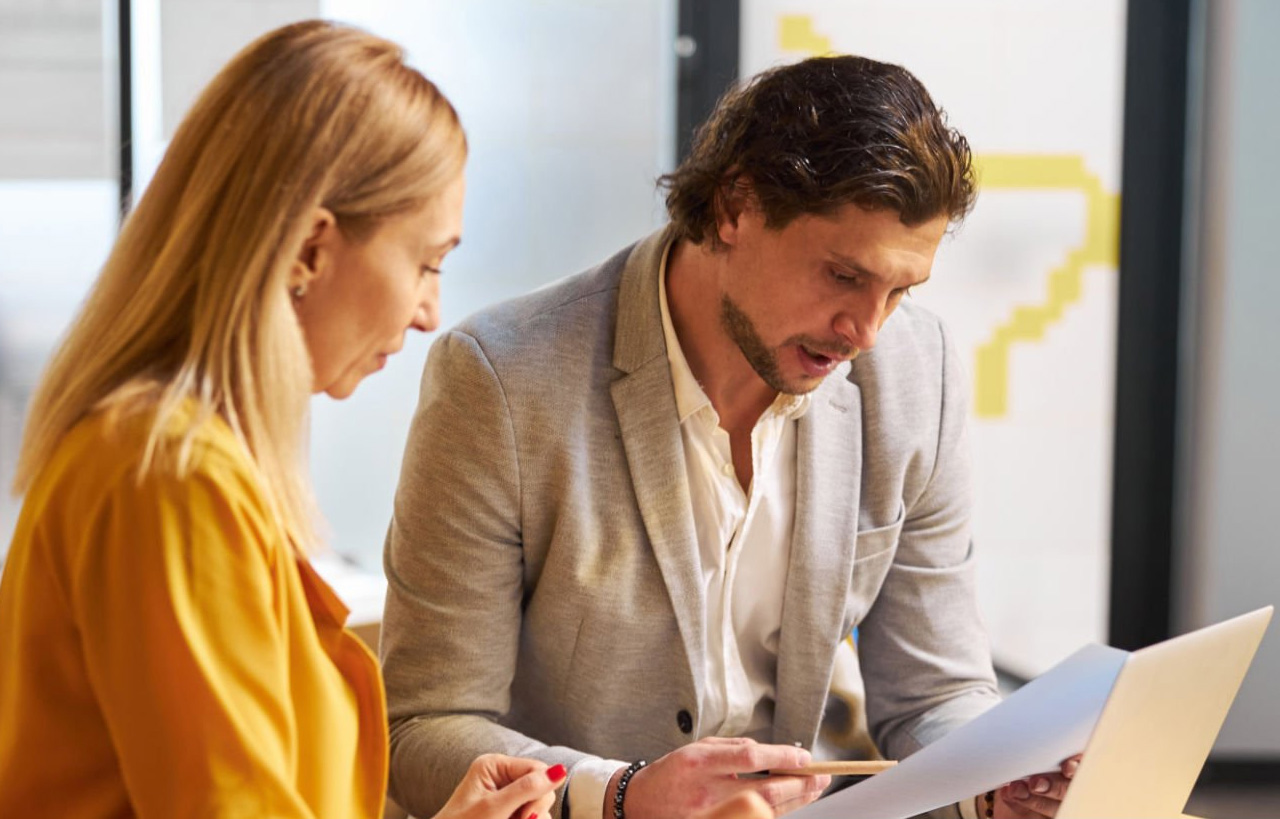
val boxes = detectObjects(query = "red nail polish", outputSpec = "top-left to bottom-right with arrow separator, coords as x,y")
547,763 -> 567,783
525,813 -> 537,819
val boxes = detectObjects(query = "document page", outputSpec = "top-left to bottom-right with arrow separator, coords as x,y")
790,644 -> 1128,819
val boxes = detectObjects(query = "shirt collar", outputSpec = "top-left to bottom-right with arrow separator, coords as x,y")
658,239 -> 814,425
659,239 -> 713,424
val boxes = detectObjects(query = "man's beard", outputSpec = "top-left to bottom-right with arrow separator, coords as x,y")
719,294 -> 856,395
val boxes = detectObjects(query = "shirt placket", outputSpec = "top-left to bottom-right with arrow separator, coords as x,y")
717,412 -> 779,736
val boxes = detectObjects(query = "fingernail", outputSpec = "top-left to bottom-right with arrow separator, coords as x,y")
1011,781 -> 1030,800
1033,777 -> 1050,794
1065,759 -> 1080,778
547,763 -> 567,783
526,813 -> 537,819
796,749 -> 813,765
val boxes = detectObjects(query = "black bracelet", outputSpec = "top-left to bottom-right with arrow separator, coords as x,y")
613,759 -> 648,819
982,789 -> 996,818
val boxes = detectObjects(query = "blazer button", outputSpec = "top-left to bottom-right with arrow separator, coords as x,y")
677,709 -> 693,734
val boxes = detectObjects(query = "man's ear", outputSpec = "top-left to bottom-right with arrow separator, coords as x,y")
714,176 -> 754,248
291,207 -> 338,289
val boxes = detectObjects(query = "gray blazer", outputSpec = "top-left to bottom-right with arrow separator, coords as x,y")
381,228 -> 1000,818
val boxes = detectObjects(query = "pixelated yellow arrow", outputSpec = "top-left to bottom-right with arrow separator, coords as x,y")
971,155 -> 1119,418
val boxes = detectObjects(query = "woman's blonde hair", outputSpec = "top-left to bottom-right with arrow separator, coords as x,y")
13,20 -> 466,549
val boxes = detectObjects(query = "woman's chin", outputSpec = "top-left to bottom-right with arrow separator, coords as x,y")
322,378 -> 361,401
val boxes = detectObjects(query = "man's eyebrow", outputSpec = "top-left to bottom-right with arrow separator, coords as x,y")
829,252 -> 931,286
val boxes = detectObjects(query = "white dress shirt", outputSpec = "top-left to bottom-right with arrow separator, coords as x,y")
568,241 -> 814,817
660,259 -> 811,741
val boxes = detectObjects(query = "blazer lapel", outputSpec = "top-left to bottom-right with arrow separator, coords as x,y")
772,371 -> 863,747
610,228 -> 707,702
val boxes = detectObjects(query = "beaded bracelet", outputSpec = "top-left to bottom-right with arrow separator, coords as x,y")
982,789 -> 996,818
613,759 -> 648,819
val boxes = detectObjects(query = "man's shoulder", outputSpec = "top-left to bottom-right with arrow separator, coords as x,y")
880,298 -> 948,347
453,241 -> 638,348
845,298 -> 965,432
862,299 -> 953,370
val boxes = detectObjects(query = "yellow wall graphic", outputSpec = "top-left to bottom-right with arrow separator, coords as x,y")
779,14 -> 832,55
971,155 -> 1119,417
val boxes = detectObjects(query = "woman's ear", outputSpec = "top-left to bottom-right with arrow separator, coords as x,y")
291,207 -> 339,291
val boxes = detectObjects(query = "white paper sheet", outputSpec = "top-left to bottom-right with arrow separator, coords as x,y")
790,644 -> 1129,819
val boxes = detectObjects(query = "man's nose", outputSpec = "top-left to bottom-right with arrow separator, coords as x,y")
833,300 -> 884,352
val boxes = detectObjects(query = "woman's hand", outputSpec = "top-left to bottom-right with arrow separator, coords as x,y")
434,754 -> 567,819
693,791 -> 776,819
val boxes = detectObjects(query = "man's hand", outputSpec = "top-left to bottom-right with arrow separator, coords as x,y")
434,754 -> 566,819
614,737 -> 829,819
991,755 -> 1081,819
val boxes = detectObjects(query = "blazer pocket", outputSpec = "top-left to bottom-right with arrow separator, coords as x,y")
845,502 -> 906,630
852,501 -> 906,563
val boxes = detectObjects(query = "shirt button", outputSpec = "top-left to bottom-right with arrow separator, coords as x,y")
721,462 -> 734,477
677,709 -> 694,734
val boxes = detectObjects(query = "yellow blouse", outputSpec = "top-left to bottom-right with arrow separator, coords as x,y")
0,408 -> 388,817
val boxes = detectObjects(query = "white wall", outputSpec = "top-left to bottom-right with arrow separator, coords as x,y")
311,0 -> 678,569
1177,0 -> 1280,757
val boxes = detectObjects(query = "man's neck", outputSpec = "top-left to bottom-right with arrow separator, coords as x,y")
666,238 -> 776,434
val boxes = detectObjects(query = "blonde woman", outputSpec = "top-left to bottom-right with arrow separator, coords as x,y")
0,20 -> 564,819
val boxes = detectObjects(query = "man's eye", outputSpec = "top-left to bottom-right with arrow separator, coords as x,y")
830,268 -> 860,284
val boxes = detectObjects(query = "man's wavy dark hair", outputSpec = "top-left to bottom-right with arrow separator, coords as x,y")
661,55 -> 975,248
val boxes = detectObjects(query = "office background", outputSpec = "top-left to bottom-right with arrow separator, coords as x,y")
0,0 -> 1276,799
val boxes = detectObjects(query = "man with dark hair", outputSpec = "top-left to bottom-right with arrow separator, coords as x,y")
382,56 -> 1076,819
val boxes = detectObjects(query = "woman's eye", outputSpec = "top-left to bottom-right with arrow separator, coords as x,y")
420,264 -> 442,277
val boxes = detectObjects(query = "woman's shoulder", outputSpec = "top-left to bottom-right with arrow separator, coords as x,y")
12,399 -> 288,599
35,399 -> 269,524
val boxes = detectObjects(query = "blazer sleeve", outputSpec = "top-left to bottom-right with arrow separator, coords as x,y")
381,330 -> 594,818
72,459 -> 317,818
855,319 -> 1002,769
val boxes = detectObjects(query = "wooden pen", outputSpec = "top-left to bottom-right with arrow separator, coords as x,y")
769,760 -> 897,776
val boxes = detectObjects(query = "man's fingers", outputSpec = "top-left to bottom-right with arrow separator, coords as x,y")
764,774 -> 828,816
1005,792 -> 1058,818
1002,776 -> 1068,818
700,736 -> 757,747
706,742 -> 812,775
744,773 -> 826,809
1027,773 -> 1069,801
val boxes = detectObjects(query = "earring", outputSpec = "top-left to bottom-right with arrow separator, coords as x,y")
291,283 -> 307,299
